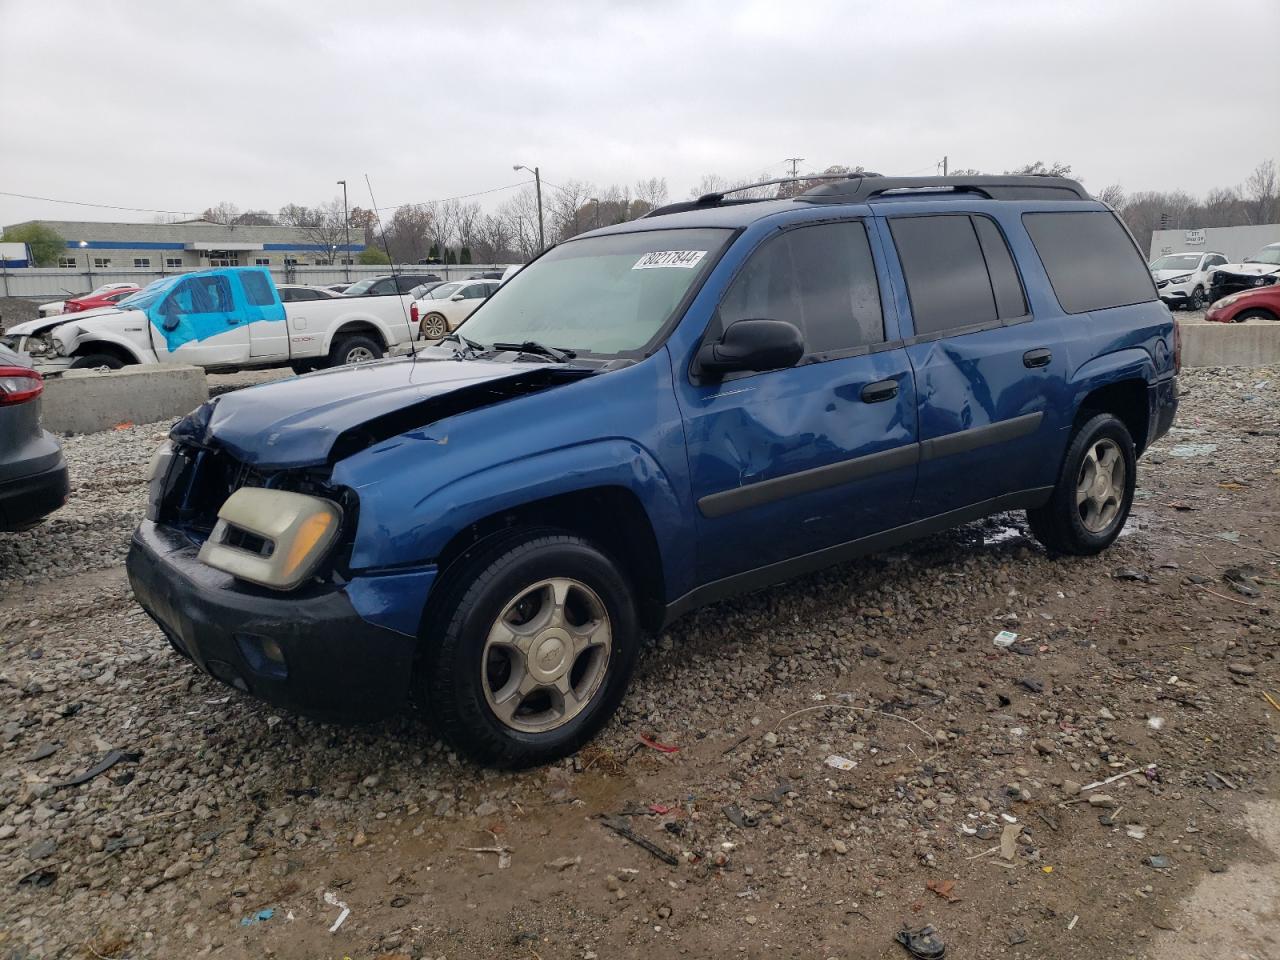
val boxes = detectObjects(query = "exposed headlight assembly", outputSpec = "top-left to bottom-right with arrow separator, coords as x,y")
198,488 -> 343,591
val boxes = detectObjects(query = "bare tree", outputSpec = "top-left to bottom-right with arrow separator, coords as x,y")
1005,160 -> 1075,178
232,210 -> 275,226
277,199 -> 349,263
634,177 -> 669,211
201,201 -> 241,224
473,213 -> 516,264
1244,159 -> 1278,224
497,188 -> 543,261
380,203 -> 434,263
689,174 -> 732,199
547,179 -> 597,241
1096,184 -> 1126,208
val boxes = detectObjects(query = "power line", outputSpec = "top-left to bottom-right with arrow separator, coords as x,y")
375,179 -> 535,212
0,190 -> 197,217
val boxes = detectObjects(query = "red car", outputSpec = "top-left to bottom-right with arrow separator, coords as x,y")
1205,285 -> 1280,323
63,285 -> 140,313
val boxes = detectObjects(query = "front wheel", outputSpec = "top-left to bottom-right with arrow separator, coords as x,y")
422,530 -> 640,768
1236,308 -> 1279,323
69,353 -> 124,370
1027,413 -> 1136,556
419,312 -> 448,340
1188,286 -> 1205,311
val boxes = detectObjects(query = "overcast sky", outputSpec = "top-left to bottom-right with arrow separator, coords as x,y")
2,0 -> 1278,226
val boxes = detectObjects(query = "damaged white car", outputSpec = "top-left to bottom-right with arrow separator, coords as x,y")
1208,242 -> 1280,301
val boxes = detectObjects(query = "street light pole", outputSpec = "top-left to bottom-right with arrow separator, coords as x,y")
80,240 -> 91,291
514,164 -> 544,253
591,197 -> 600,229
337,179 -> 350,281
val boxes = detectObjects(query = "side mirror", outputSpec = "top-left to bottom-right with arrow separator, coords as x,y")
450,293 -> 466,301
695,318 -> 804,379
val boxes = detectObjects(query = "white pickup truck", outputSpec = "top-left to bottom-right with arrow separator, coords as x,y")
0,267 -> 422,373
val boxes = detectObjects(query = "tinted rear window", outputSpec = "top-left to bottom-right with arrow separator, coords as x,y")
1022,211 -> 1156,314
889,215 -> 996,336
241,271 -> 277,307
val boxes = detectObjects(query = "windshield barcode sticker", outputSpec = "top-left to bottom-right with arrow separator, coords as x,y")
633,250 -> 707,270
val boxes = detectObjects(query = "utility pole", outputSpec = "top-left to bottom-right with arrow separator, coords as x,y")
337,179 -> 350,281
942,155 -> 948,177
591,197 -> 600,229
785,157 -> 805,179
515,164 -> 544,252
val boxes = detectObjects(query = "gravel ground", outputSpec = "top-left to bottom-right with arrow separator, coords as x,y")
1,366 -> 1277,959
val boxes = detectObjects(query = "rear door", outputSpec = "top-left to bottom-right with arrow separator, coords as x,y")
881,210 -> 1072,519
149,273 -> 249,367
677,219 -> 918,584
236,270 -> 288,358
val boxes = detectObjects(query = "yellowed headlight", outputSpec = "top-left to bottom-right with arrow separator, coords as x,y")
198,488 -> 343,591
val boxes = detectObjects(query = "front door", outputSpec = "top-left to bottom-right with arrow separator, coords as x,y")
677,219 -> 918,586
880,210 -> 1070,518
149,272 -> 249,367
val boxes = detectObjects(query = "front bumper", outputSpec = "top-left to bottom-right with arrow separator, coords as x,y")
127,520 -> 428,722
0,458 -> 69,531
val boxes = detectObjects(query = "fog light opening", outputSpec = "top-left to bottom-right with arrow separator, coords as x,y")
235,633 -> 289,680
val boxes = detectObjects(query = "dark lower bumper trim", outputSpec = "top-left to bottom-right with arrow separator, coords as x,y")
0,459 -> 69,532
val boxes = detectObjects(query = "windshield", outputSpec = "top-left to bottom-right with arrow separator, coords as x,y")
1245,245 -> 1280,265
116,276 -> 181,312
1150,254 -> 1200,271
458,228 -> 731,357
343,278 -> 379,296
429,281 -> 463,299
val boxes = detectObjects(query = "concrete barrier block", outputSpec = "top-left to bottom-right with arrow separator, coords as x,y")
41,365 -> 208,435
1178,320 -> 1280,368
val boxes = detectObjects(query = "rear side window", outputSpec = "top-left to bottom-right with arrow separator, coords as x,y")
890,215 -> 997,336
972,217 -> 1027,319
1022,211 -> 1157,314
241,271 -> 277,306
720,221 -> 884,358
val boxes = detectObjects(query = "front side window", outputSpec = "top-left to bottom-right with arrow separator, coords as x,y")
430,282 -> 463,299
459,227 -> 731,358
1023,211 -> 1156,314
719,221 -> 884,357
169,275 -> 232,313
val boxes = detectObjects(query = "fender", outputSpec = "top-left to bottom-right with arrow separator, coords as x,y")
54,315 -> 155,364
1068,346 -> 1155,409
336,437 -> 689,596
320,305 -> 412,355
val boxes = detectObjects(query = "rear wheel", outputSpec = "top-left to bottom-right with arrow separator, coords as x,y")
69,353 -> 124,370
1027,413 -> 1136,556
422,530 -> 640,768
328,334 -> 383,367
420,312 -> 448,340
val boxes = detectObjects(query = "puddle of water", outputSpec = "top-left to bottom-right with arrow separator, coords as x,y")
984,525 -> 1026,545
1169,443 -> 1218,458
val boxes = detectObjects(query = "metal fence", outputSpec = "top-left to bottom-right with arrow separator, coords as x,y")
0,264 -> 514,300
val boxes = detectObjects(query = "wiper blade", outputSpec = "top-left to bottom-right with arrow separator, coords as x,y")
440,331 -> 484,358
491,340 -> 576,362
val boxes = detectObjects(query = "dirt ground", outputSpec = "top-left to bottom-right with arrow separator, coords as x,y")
1,365 -> 1277,960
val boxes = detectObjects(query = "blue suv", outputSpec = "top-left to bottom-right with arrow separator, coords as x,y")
128,175 -> 1178,766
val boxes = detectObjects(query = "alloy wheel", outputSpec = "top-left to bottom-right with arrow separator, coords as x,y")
1076,438 -> 1125,533
345,346 -> 375,363
481,577 -> 612,734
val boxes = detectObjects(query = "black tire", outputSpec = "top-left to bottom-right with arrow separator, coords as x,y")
69,353 -> 124,370
289,360 -> 319,375
1235,308 -> 1279,323
1188,286 -> 1204,311
1026,413 -> 1136,556
421,529 -> 640,768
420,312 -> 448,341
328,334 -> 383,367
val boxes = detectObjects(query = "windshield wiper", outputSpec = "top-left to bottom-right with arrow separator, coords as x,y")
492,340 -> 576,363
439,331 -> 484,358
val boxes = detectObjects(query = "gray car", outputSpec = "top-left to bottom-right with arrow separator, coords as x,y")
0,342 -> 69,531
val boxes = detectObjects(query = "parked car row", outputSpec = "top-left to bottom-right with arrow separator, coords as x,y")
1149,242 -> 1280,315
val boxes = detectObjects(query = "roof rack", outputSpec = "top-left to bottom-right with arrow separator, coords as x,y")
798,175 -> 1090,203
642,171 -> 886,219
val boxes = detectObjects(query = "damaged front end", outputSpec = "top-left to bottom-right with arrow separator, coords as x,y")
1209,266 -> 1280,300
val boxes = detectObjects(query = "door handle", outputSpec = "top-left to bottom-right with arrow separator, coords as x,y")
1023,348 -> 1052,368
860,379 -> 899,403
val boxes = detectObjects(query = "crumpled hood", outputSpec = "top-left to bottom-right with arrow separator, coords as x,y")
1215,262 -> 1280,277
193,355 -> 592,469
4,306 -> 124,337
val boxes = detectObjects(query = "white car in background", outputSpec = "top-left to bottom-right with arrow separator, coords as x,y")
1148,251 -> 1227,311
38,282 -> 140,318
411,279 -> 500,340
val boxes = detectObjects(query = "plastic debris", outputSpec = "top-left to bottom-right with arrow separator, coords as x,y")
1147,717 -> 1165,730
53,749 -> 139,789
1263,692 -> 1280,714
240,908 -> 274,927
323,891 -> 350,933
722,804 -> 758,828
460,832 -> 512,870
1144,855 -> 1171,869
1082,766 -> 1147,792
648,803 -> 672,815
993,630 -> 1018,648
824,754 -> 857,771
926,879 -> 959,902
895,924 -> 946,959
16,867 -> 56,889
599,815 -> 680,866
638,734 -> 679,753
1126,824 -> 1148,840
1067,915 -> 1079,931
